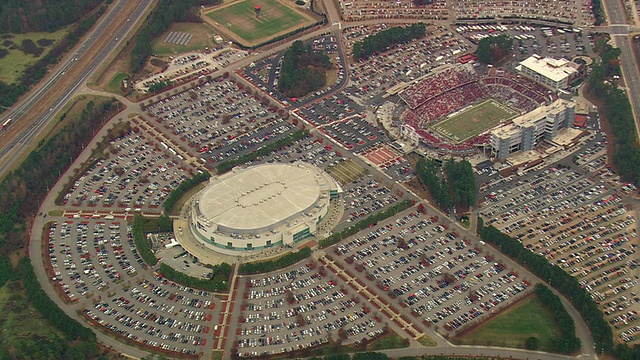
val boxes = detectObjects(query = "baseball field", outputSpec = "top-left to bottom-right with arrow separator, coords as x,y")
204,0 -> 316,47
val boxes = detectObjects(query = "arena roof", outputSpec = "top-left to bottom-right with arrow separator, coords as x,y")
198,163 -> 331,233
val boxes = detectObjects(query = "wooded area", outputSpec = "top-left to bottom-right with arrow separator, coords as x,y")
130,0 -> 221,75
277,40 -> 332,98
352,23 -> 426,60
475,34 -> 513,65
588,39 -> 640,186
0,0 -> 106,33
415,158 -> 475,212
0,98 -> 120,253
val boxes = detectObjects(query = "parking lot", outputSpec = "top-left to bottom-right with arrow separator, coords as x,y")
231,262 -> 387,357
61,131 -> 190,211
478,141 -> 640,344
324,207 -> 532,335
45,219 -> 218,355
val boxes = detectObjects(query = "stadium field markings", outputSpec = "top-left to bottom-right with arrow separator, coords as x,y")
430,99 -> 518,143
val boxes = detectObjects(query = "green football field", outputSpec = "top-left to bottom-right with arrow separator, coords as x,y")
431,99 -> 518,143
205,0 -> 313,45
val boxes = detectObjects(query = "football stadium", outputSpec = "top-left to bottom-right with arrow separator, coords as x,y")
399,64 -> 559,153
188,162 -> 340,253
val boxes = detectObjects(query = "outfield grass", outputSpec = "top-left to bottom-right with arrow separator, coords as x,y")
0,27 -> 69,84
454,294 -> 561,351
431,99 -> 518,143
205,0 -> 313,46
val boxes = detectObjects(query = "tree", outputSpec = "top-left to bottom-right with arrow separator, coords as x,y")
525,336 -> 540,350
476,35 -> 513,65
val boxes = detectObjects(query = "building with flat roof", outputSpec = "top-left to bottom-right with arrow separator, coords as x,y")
490,98 -> 575,159
518,54 -> 578,90
188,162 -> 340,252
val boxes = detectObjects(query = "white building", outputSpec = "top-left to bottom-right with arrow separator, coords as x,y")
518,54 -> 578,90
490,98 -> 575,159
188,162 -> 340,252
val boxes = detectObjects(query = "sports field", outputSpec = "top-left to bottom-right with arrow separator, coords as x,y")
204,0 -> 315,47
431,99 -> 518,143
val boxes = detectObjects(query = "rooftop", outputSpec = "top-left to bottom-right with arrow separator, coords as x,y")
520,54 -> 578,82
197,163 -> 334,232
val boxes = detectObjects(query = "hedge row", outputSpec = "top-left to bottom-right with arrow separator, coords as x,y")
157,262 -> 231,292
238,247 -> 312,275
216,130 -> 309,174
163,172 -> 211,212
132,214 -> 158,266
478,224 -> 613,352
319,199 -> 413,249
534,284 -> 581,353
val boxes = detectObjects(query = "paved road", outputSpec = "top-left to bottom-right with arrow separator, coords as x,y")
602,0 -> 640,141
0,0 -> 153,178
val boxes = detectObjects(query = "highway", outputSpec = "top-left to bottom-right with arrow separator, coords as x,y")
602,0 -> 640,140
0,0 -> 153,177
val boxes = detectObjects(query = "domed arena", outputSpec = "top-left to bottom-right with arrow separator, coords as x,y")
188,162 -> 340,252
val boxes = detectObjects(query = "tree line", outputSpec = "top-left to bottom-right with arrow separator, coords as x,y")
238,247 -> 312,275
352,23 -> 426,61
20,257 -> 96,341
158,262 -> 231,292
588,39 -> 640,186
130,0 -> 221,75
534,284 -> 581,353
132,214 -> 159,266
216,130 -> 309,174
416,157 -> 475,212
475,34 -> 513,65
478,222 -> 613,353
0,98 -> 120,253
163,171 -> 211,213
0,0 -> 106,33
0,5 -> 108,113
277,40 -> 332,98
319,199 -> 413,248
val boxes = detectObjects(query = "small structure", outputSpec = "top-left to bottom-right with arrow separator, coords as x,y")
254,5 -> 261,18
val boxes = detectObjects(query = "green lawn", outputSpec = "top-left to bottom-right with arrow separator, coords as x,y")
151,22 -> 215,56
106,72 -> 128,95
431,99 -> 518,143
206,0 -> 311,44
454,294 -> 561,351
0,27 -> 69,84
368,331 -> 410,351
